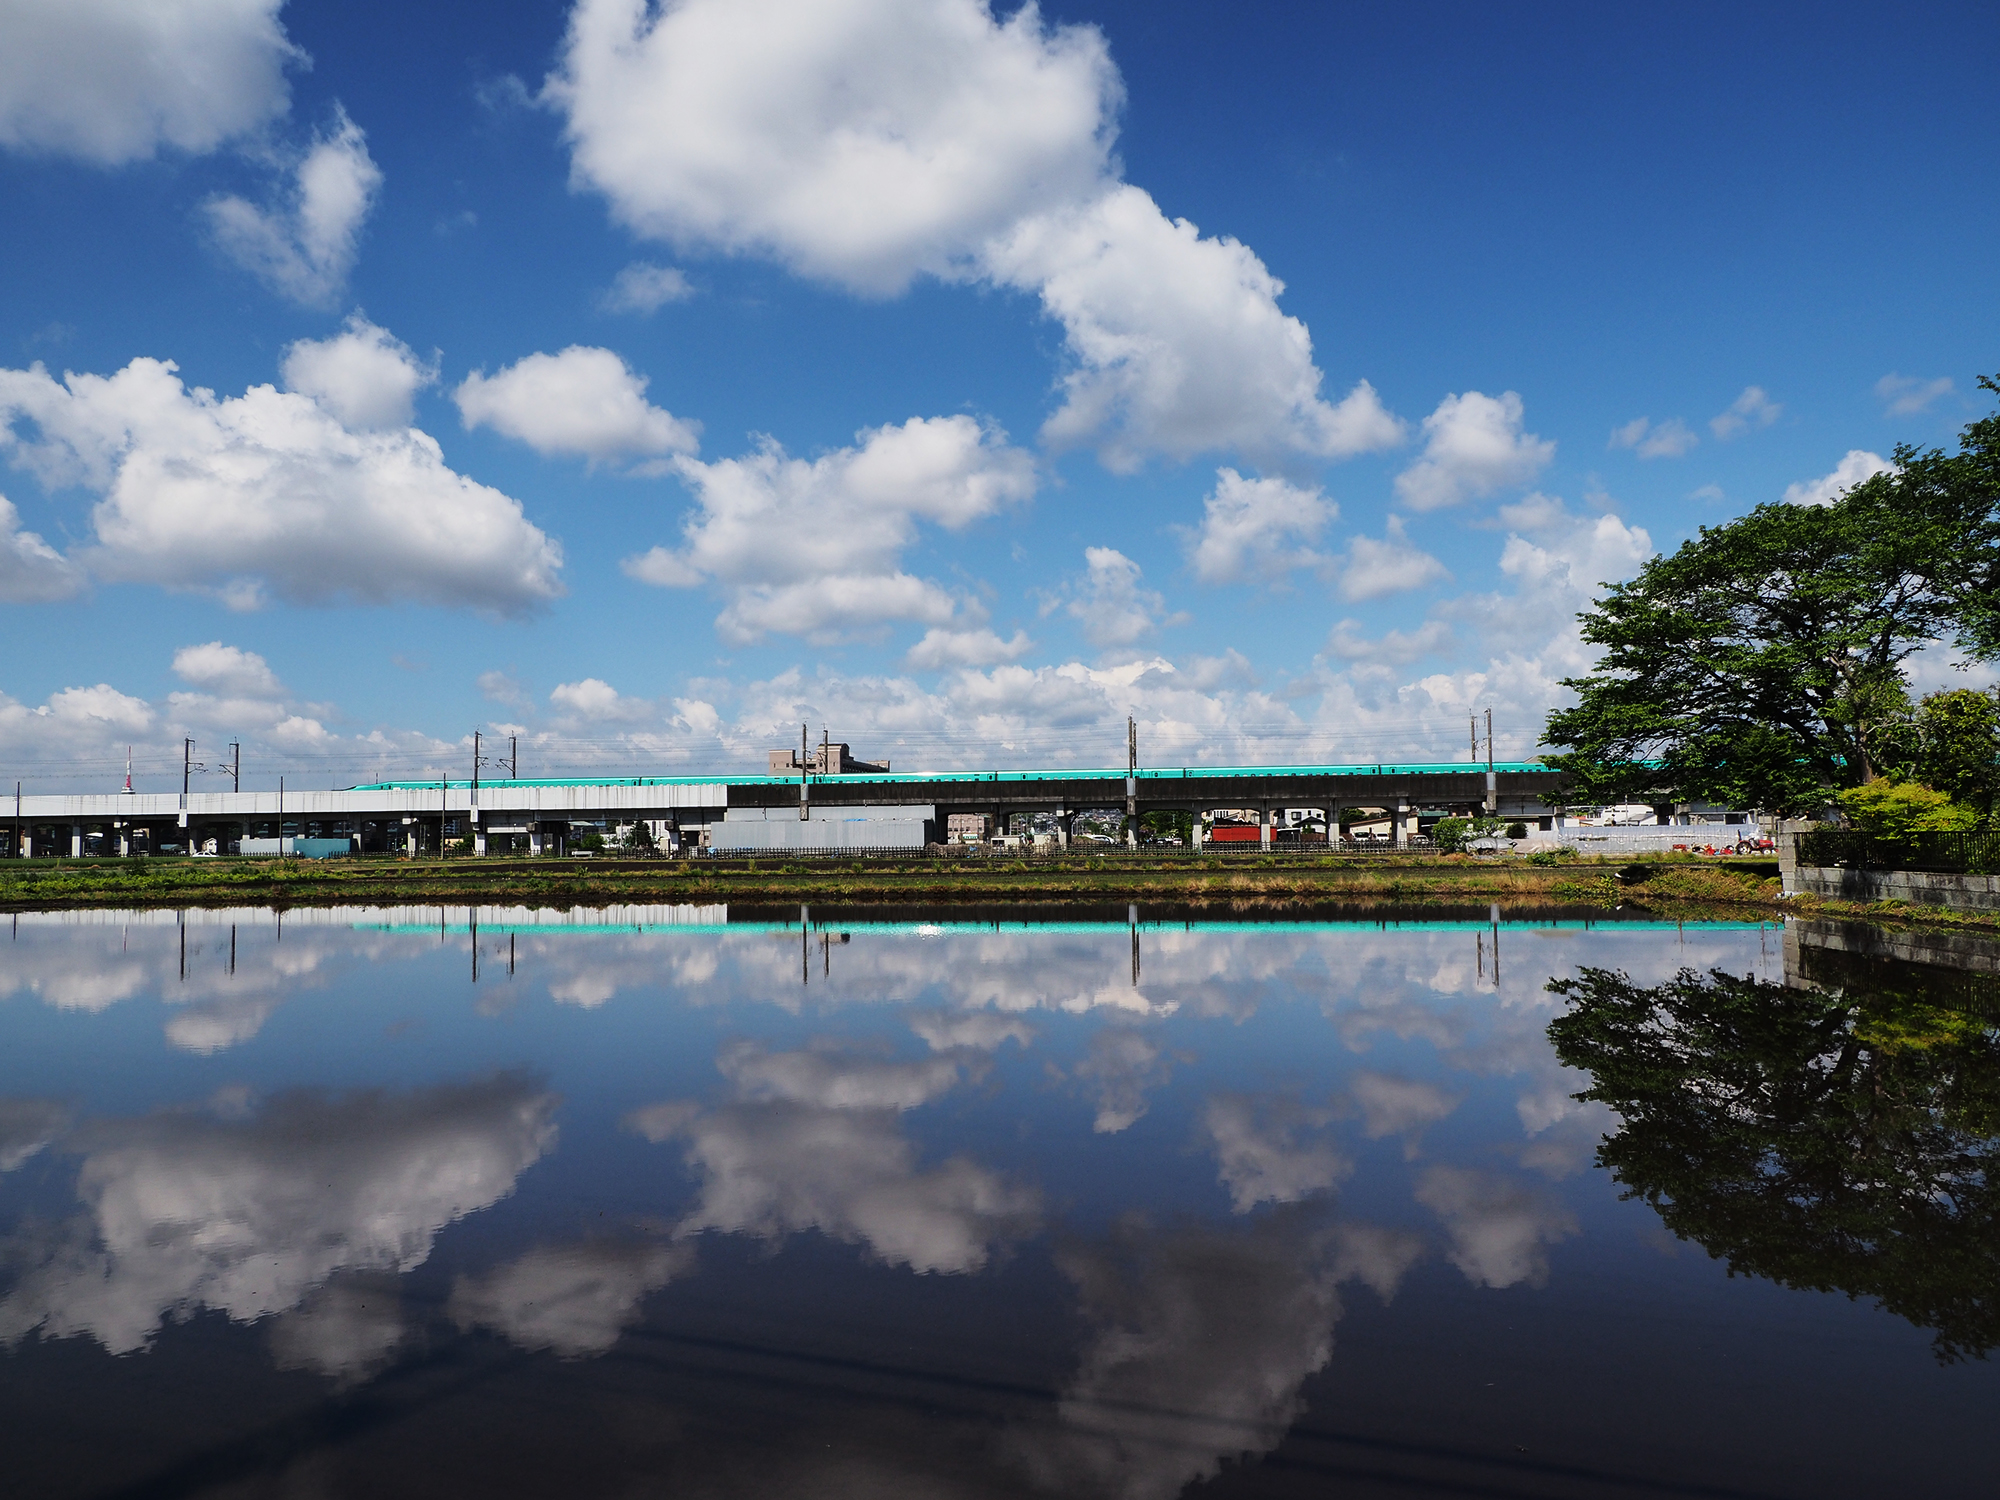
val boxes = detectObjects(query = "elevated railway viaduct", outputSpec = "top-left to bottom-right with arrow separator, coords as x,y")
4,761 -> 1569,856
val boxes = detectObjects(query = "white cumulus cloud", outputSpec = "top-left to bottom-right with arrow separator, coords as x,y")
455,345 -> 699,464
0,494 -> 83,603
0,1076 -> 558,1356
545,0 -> 1400,471
1179,468 -> 1333,585
1063,546 -> 1174,651
905,627 -> 1033,670
547,0 -> 1117,293
0,0 -> 298,166
1394,390 -> 1553,511
171,641 -> 282,697
622,414 -> 1034,644
1608,416 -> 1697,459
0,355 -> 563,613
1876,373 -> 1953,417
1781,449 -> 1893,507
205,106 -> 381,307
281,315 -> 436,430
1414,1165 -> 1577,1290
1334,515 -> 1448,602
450,1239 -> 693,1358
599,261 -> 694,313
985,190 -> 1405,470
1709,384 -> 1781,439
1323,619 -> 1453,666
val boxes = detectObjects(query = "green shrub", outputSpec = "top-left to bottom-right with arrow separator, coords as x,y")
1506,821 -> 1529,839
1837,781 -> 1978,837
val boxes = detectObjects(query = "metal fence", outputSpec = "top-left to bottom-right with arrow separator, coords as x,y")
1795,828 -> 2000,874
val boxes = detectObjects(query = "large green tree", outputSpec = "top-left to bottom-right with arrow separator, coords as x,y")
1542,377 -> 2000,813
1548,957 -> 2000,1362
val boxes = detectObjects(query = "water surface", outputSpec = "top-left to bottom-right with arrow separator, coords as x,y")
1,905 -> 1993,1498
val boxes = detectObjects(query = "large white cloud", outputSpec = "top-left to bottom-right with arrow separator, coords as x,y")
1179,468 -> 1333,586
0,0 -> 298,165
1394,390 -> 1554,512
984,190 -> 1404,469
622,414 -> 1034,643
546,0 -> 1400,470
547,0 -> 1118,294
282,315 -> 435,430
205,107 -> 381,307
0,354 -> 563,612
0,1076 -> 558,1357
455,345 -> 699,464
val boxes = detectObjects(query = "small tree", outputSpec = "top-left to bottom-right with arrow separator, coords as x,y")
1431,814 -> 1505,853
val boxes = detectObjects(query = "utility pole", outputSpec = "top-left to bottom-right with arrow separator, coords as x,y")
183,738 -> 193,801
799,723 -> 809,821
1470,714 -> 1478,764
822,725 -> 830,776
229,743 -> 240,793
1485,707 -> 1497,814
472,731 -> 480,797
1126,716 -> 1138,849
509,735 -> 518,780
13,781 -> 20,861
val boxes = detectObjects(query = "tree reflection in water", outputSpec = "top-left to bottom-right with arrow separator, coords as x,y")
1548,954 -> 2000,1361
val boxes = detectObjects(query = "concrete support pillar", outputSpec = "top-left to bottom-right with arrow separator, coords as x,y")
405,822 -> 418,858
474,829 -> 488,856
1259,804 -> 1272,850
1393,800 -> 1412,848
117,824 -> 130,857
71,825 -> 82,858
17,829 -> 29,858
529,829 -> 544,856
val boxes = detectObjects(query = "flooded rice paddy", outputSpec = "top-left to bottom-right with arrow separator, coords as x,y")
1,904 -> 1995,1498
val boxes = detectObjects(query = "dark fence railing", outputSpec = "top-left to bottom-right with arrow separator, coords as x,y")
1794,828 -> 2000,875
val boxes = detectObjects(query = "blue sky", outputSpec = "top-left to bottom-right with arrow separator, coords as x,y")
1,0 -> 1995,791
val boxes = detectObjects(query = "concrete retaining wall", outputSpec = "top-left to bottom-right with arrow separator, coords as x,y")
1784,861 -> 2000,914
1787,918 -> 2000,977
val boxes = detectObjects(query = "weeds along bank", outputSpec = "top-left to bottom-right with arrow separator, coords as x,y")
0,850 -> 1797,916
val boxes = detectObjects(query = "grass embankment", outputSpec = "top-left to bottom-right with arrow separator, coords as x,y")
0,850 -> 1989,931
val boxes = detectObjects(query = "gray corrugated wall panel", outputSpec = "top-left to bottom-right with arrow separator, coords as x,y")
708,819 -> 932,851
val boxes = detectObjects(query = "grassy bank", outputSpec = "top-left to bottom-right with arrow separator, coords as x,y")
1,849 -> 1990,933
